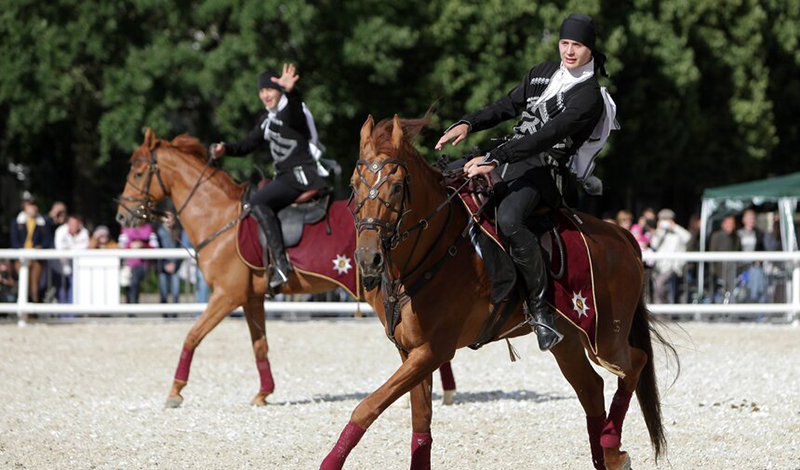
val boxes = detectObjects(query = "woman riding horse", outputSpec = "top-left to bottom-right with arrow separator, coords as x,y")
211,63 -> 328,288
436,13 -> 612,351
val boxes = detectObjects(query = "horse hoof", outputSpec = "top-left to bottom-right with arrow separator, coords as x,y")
442,389 -> 456,406
251,392 -> 271,406
606,453 -> 631,470
165,395 -> 183,409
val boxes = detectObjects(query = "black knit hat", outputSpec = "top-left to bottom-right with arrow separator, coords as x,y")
560,13 -> 596,50
559,13 -> 608,77
257,71 -> 281,91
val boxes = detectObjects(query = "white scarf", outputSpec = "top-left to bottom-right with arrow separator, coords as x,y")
534,58 -> 596,108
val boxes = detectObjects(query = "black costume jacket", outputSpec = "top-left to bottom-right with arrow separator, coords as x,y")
224,89 -> 326,192
457,61 -> 604,182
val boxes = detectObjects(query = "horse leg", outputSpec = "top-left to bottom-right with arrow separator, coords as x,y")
550,331 -> 607,470
165,292 -> 240,408
600,346 -> 647,470
243,295 -> 274,406
319,347 -> 446,470
438,361 -> 456,405
409,372 -> 434,470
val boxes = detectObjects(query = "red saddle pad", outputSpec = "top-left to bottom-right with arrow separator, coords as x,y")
236,200 -> 358,298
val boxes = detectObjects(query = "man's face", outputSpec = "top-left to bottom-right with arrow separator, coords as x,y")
67,217 -> 82,235
259,88 -> 282,110
559,39 -> 592,70
743,210 -> 756,229
722,217 -> 736,234
23,201 -> 38,218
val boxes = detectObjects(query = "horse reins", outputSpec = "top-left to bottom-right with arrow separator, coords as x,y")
351,158 -> 470,350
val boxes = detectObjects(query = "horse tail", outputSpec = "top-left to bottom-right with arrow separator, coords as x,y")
629,293 -> 679,462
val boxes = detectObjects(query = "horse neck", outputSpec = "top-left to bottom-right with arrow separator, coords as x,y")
389,156 -> 455,278
160,150 -> 241,247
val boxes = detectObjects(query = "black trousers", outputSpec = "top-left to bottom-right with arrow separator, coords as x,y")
250,178 -> 302,212
495,169 -> 559,297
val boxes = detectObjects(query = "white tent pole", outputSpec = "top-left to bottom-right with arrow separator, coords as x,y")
698,198 -> 712,305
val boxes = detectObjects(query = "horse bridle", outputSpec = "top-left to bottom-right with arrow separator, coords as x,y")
351,157 -> 469,351
117,149 -> 169,224
350,158 -> 412,251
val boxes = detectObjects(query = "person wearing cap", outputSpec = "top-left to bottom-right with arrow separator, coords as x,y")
210,63 -> 327,288
649,208 -> 692,304
435,13 -> 611,351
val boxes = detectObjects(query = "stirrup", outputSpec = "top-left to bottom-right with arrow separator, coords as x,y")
269,266 -> 289,288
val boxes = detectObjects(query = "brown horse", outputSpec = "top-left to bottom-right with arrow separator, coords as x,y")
318,115 -> 677,470
115,129 -> 457,408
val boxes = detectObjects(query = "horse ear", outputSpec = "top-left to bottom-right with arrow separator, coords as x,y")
360,115 -> 374,151
391,114 -> 404,149
143,127 -> 157,150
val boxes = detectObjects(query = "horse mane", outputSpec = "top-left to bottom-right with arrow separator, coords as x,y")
371,115 -> 443,181
160,134 -> 246,200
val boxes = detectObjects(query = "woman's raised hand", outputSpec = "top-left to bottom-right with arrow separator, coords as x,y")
434,123 -> 469,150
271,63 -> 300,92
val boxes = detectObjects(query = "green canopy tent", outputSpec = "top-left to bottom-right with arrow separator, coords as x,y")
699,173 -> 799,303
700,172 -> 800,253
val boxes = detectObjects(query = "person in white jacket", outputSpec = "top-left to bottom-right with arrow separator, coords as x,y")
53,215 -> 90,303
649,208 -> 691,304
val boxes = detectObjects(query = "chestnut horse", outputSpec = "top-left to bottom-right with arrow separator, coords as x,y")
115,129 -> 458,408
318,116 -> 677,470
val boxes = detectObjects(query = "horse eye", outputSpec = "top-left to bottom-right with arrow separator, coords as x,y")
135,172 -> 143,179
391,184 -> 403,195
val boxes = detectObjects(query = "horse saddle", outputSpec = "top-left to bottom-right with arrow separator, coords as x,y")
243,185 -> 331,249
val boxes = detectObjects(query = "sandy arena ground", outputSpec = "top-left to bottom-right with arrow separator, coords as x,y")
0,318 -> 798,470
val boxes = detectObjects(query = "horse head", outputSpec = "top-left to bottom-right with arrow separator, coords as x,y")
351,114 -> 434,286
116,128 -> 170,227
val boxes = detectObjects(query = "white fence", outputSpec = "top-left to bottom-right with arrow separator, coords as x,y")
1,249 -> 799,324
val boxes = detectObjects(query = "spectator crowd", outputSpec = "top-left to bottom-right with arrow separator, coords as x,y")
605,206 -> 784,305
1,193 -> 209,307
1,191 -> 791,309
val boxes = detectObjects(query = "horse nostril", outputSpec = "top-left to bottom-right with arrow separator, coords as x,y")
116,214 -> 126,225
372,252 -> 383,268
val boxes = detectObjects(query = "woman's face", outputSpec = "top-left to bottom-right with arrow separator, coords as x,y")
259,88 -> 282,110
559,39 -> 592,70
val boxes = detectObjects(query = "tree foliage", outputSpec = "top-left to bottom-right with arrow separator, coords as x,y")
1,0 -> 799,229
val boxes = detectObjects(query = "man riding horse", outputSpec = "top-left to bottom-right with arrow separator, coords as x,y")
211,63 -> 328,288
436,13 -> 614,351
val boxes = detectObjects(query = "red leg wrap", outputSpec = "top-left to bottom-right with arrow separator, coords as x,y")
586,414 -> 606,470
319,421 -> 366,470
257,358 -> 275,393
438,362 -> 456,391
601,389 -> 633,448
174,348 -> 194,382
410,432 -> 432,470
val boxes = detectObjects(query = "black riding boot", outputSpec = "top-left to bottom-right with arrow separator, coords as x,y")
511,234 -> 564,351
251,204 -> 293,288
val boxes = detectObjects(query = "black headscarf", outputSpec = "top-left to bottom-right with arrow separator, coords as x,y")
257,71 -> 281,91
559,13 -> 608,77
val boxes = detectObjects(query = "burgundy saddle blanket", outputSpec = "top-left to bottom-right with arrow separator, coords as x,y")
236,200 -> 358,298
454,185 -> 600,351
